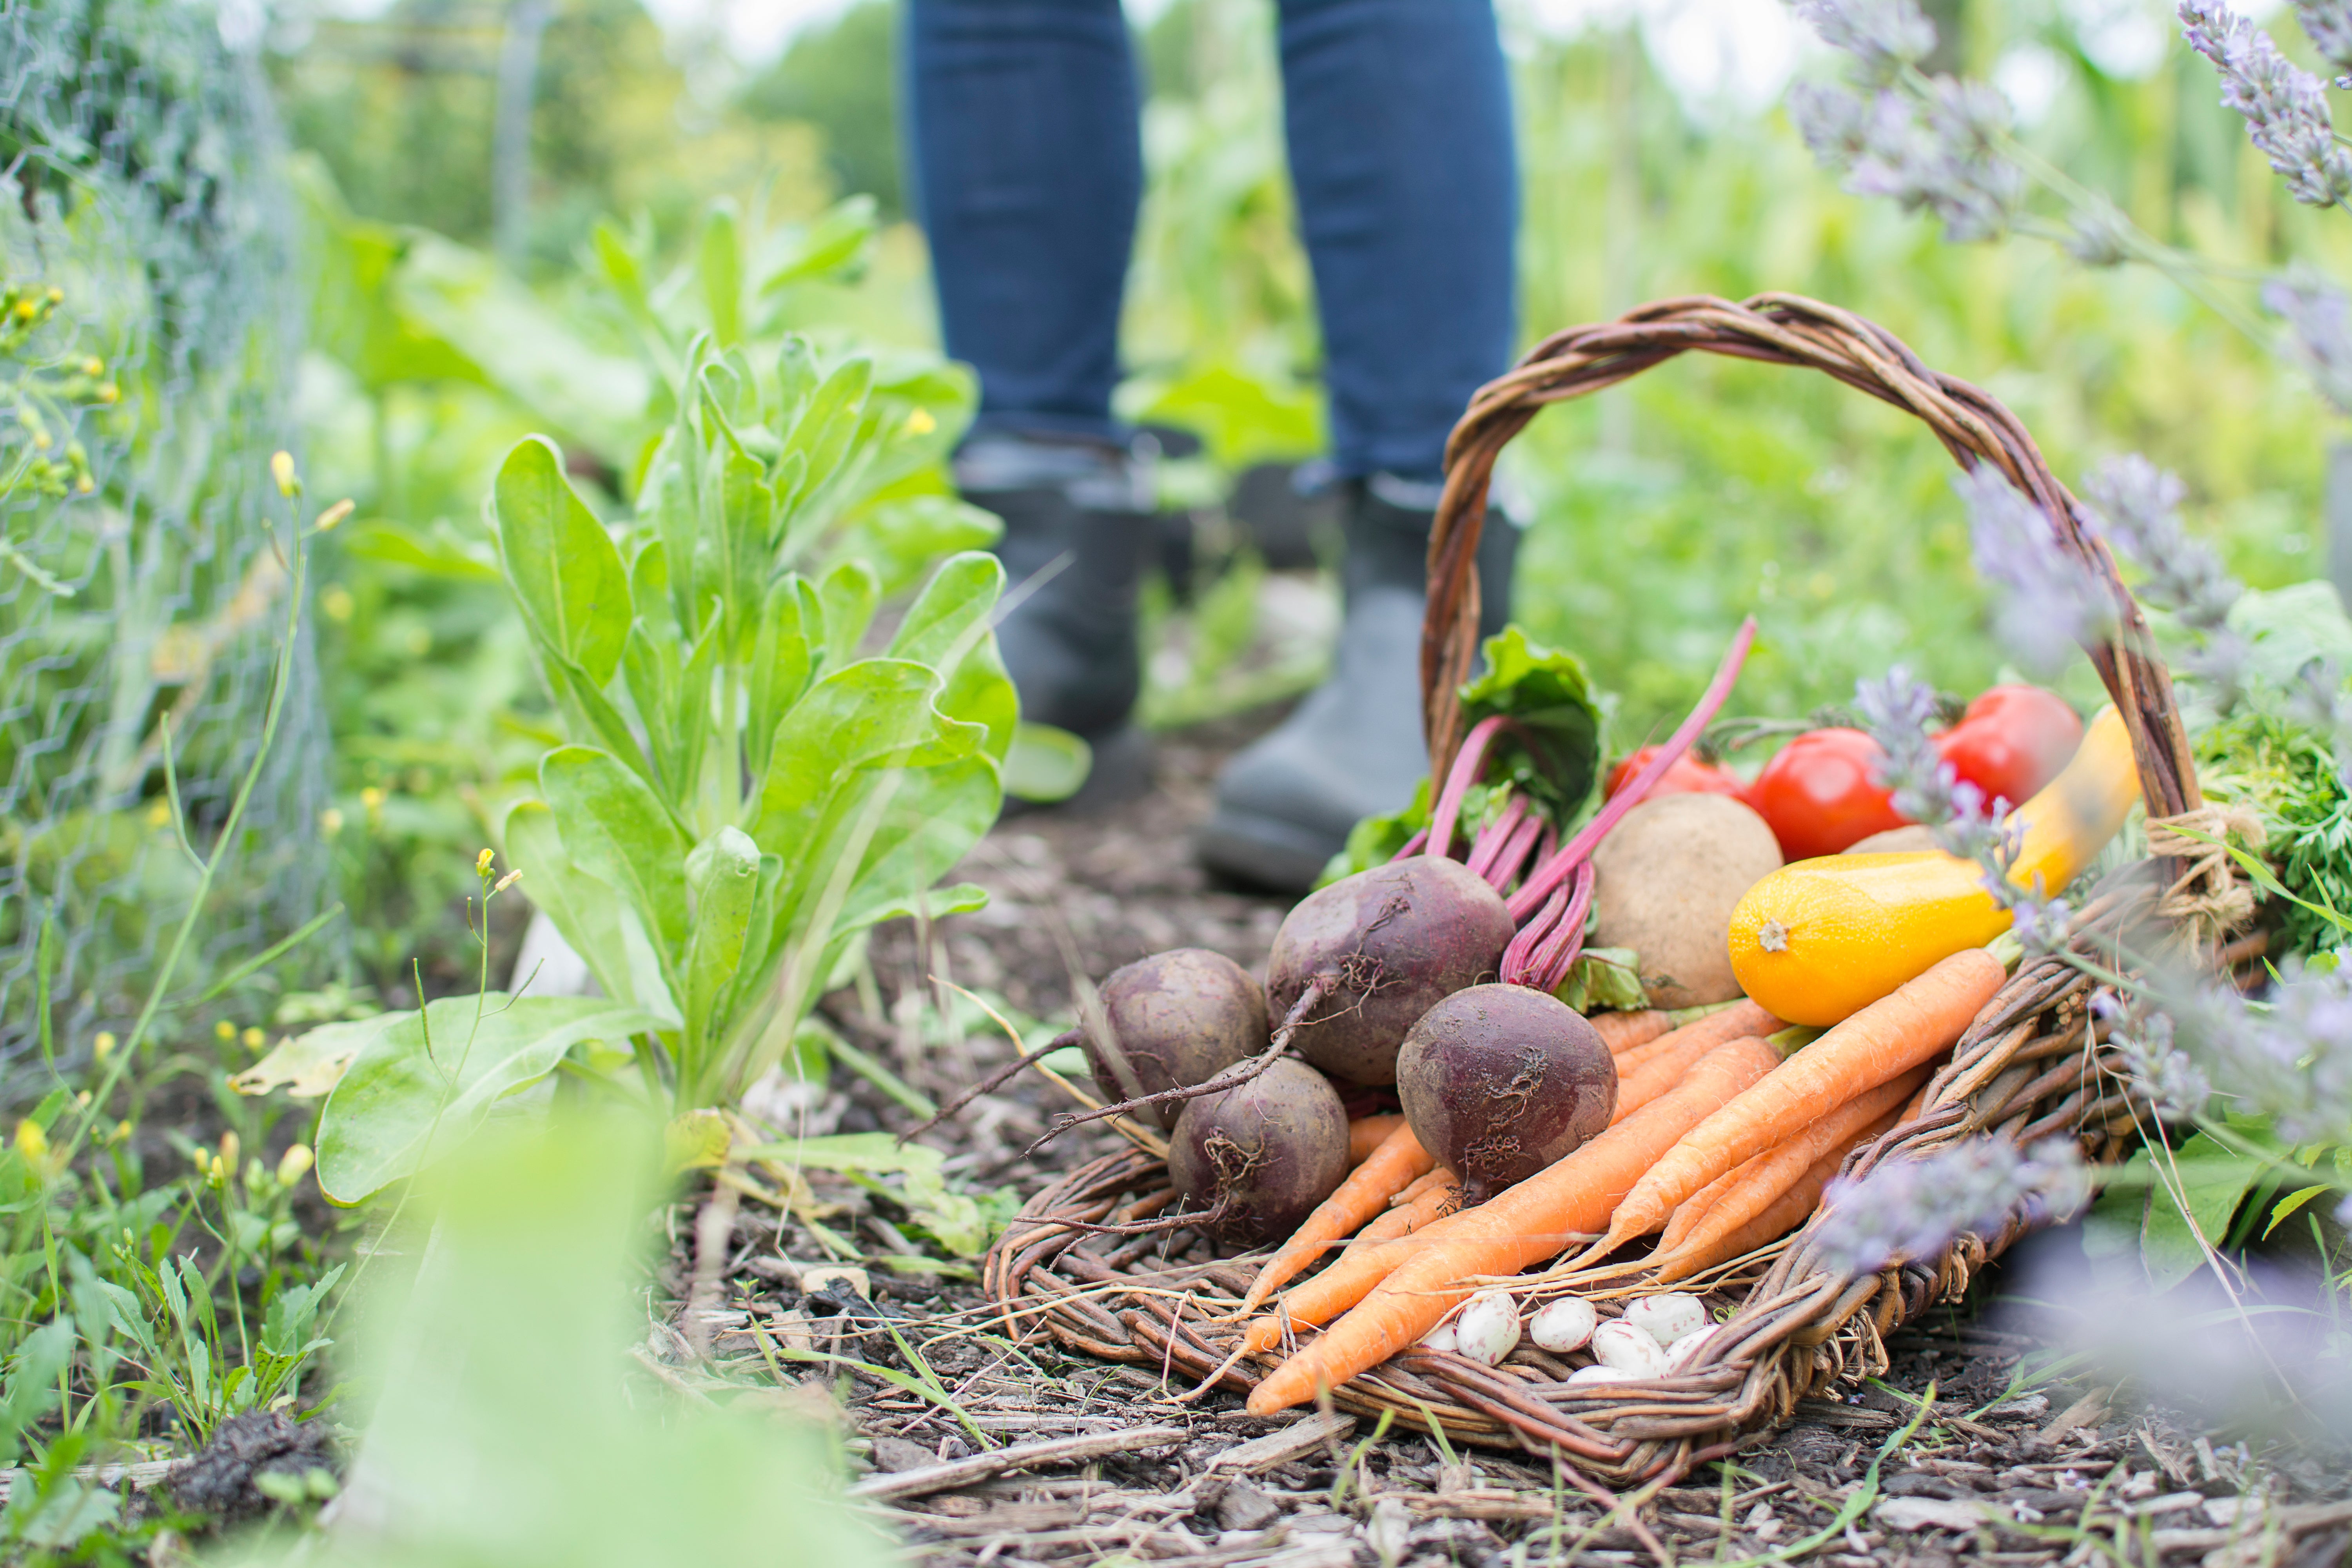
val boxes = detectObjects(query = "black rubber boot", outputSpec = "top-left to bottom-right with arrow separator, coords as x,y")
1195,475 -> 1517,893
960,435 -> 1154,803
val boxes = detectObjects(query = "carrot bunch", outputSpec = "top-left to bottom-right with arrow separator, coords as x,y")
1230,947 -> 2005,1414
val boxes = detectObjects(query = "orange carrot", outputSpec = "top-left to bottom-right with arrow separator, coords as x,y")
1610,1031 -> 1775,1125
1241,1225 -> 1433,1356
1899,1077 -> 1934,1126
1348,1114 -> 1408,1165
1655,1155 -> 1757,1259
1648,1069 -> 1926,1283
1342,1171 -> 1457,1254
1239,1122 -> 1435,1312
1654,1107 -> 1903,1281
1609,999 -> 1780,1078
1389,1165 -> 1451,1208
1588,1009 -> 1673,1055
1243,1035 -> 1782,1412
1590,948 -> 2003,1261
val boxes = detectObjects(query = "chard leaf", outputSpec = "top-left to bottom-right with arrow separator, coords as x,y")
748,660 -> 980,858
491,437 -> 632,686
683,827 -> 760,1044
539,746 -> 690,967
887,552 -> 1014,759
316,995 -> 662,1204
818,558 -> 880,670
231,1015 -> 393,1100
503,799 -> 674,1018
1456,626 -> 1605,820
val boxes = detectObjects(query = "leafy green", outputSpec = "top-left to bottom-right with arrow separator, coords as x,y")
1456,627 -> 1606,820
1318,626 -> 1607,886
298,335 -> 1014,1201
1552,947 -> 1648,1014
2194,706 -> 2352,960
316,996 -> 662,1203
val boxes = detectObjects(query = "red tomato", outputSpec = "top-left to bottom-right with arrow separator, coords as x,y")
1604,746 -> 1746,803
1933,685 -> 2082,811
1743,728 -> 1910,861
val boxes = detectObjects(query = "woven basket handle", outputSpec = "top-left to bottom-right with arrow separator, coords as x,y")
1421,292 -> 2203,824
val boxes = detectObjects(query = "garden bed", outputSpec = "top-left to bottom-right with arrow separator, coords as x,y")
640,711 -> 2352,1568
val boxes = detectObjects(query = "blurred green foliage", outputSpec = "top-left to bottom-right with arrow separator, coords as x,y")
270,0 -> 840,275
738,3 -> 903,218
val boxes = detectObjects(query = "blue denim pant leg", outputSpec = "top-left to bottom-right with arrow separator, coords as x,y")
902,0 -> 1142,445
1276,0 -> 1518,484
902,0 -> 1517,474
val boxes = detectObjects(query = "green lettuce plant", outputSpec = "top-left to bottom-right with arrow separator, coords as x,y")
293,337 -> 1013,1203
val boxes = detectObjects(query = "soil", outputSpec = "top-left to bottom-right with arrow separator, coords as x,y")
647,713 -> 2352,1568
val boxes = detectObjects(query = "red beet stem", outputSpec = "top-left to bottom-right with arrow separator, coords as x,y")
1482,808 -> 1546,893
1463,788 -> 1528,881
1426,713 -> 1512,859
1526,861 -> 1599,994
1506,616 -> 1758,922
1499,877 -> 1567,983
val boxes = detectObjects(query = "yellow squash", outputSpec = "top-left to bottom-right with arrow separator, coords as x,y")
1726,705 -> 2141,1026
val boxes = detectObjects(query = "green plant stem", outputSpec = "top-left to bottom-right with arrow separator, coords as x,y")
55,509 -> 311,1172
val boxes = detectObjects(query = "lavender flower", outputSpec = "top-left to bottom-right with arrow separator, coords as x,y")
2092,990 -> 2215,1118
1834,79 -> 2022,242
2262,268 -> 2352,417
2180,0 -> 2352,208
1791,0 -> 1936,81
1955,465 -> 2116,675
1854,667 -> 2073,951
2080,454 -> 2247,702
2147,963 -> 2352,1147
2294,658 -> 2352,795
1813,1138 -> 2090,1276
1789,81 -> 1874,172
2061,205 -> 2133,269
2243,962 -> 2352,1145
2292,0 -> 2352,83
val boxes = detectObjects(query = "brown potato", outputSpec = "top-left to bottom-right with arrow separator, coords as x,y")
1591,793 -> 1783,1007
1844,825 -> 1939,855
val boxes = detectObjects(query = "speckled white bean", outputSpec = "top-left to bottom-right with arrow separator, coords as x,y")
1452,1291 -> 1523,1367
1590,1319 -> 1670,1376
1624,1292 -> 1710,1347
1567,1363 -> 1637,1386
1418,1319 -> 1459,1354
1528,1296 -> 1599,1353
1664,1327 -> 1715,1372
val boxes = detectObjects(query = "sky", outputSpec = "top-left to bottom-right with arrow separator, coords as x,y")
310,0 -> 2242,128
626,0 -> 2214,127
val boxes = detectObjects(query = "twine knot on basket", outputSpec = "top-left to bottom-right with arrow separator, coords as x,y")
2144,803 -> 2266,946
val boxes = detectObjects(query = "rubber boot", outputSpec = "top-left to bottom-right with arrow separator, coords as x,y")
960,434 -> 1154,804
1195,475 -> 1517,893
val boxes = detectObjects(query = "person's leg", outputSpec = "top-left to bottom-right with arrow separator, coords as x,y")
1278,0 -> 1518,485
1199,0 -> 1521,891
904,0 -> 1154,758
904,0 -> 1141,440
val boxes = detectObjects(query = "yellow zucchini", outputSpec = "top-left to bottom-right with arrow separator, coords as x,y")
1725,705 -> 2140,1026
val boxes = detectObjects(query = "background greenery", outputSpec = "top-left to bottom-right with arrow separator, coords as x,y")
3,0 -> 2349,1552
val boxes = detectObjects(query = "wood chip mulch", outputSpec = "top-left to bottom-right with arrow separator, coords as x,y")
642,712 -> 2352,1567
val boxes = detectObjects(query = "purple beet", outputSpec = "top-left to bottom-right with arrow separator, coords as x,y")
1396,983 -> 1617,1202
1168,1058 -> 1350,1246
1082,948 -> 1270,1130
1264,855 -> 1515,1086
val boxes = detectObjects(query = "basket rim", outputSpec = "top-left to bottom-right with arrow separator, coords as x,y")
1415,290 -> 2203,855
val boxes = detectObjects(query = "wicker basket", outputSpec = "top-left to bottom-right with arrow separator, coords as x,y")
983,293 -> 2217,1485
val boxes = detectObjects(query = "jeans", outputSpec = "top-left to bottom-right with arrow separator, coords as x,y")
903,0 -> 1517,485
